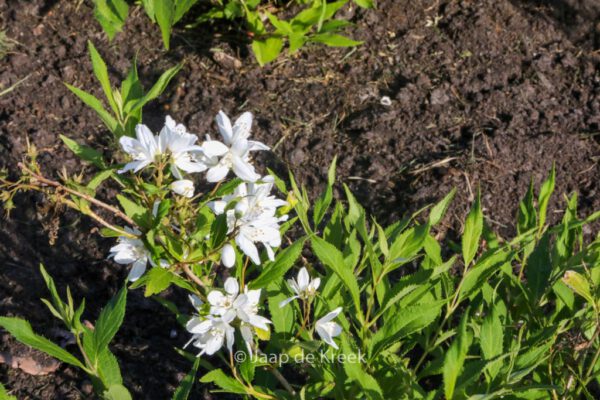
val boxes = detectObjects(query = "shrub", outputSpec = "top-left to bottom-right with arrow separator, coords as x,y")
1,47 -> 600,399
91,0 -> 368,65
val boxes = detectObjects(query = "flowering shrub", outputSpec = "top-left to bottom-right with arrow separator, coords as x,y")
1,46 -> 600,400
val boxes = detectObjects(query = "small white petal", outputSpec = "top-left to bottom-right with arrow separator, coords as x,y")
232,157 -> 260,182
206,165 -> 230,182
127,259 -> 147,282
224,277 -> 239,296
278,296 -> 299,308
216,111 -> 233,145
297,268 -> 310,291
236,234 -> 261,265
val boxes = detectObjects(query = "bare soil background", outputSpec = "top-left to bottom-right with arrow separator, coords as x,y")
0,0 -> 599,398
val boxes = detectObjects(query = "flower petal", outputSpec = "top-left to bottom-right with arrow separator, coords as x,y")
232,157 -> 260,182
236,234 -> 261,265
206,165 -> 230,182
127,259 -> 147,282
216,111 -> 233,145
224,277 -> 239,296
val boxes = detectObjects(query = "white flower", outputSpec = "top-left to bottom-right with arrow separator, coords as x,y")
209,177 -> 288,265
118,116 -> 207,177
201,111 -> 269,182
235,216 -> 285,265
207,277 -> 242,317
279,267 -> 321,308
118,124 -> 160,174
108,227 -> 150,282
186,278 -> 270,357
170,179 -> 195,198
159,116 -> 207,178
235,288 -> 271,357
235,288 -> 271,331
221,244 -> 236,268
185,314 -> 235,356
315,307 -> 343,350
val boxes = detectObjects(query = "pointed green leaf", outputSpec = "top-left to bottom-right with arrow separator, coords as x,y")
462,191 -> 483,266
0,317 -> 85,369
311,236 -> 362,320
65,84 -> 118,133
249,238 -> 305,289
173,357 -> 201,400
93,286 -> 127,356
443,311 -> 471,399
60,135 -> 106,169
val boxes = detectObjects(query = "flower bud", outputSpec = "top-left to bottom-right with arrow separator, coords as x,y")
170,179 -> 194,198
234,202 -> 248,218
221,244 -> 236,268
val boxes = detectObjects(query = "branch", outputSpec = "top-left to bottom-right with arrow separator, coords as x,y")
19,163 -> 136,227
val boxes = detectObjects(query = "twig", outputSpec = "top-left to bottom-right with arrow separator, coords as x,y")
181,263 -> 207,290
19,163 -> 136,227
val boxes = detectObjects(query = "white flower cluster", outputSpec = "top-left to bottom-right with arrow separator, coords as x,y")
110,111 -> 288,276
185,278 -> 270,357
107,111 -> 292,356
107,110 -> 342,357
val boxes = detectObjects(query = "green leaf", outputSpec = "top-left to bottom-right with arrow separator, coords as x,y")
387,224 -> 429,266
0,317 -> 85,369
174,0 -> 198,23
88,41 -> 118,116
144,267 -> 174,296
200,369 -> 247,394
130,64 -> 182,112
209,214 -> 228,248
311,33 -> 362,47
313,156 -> 337,227
103,384 -> 132,400
443,311 -> 471,400
120,59 -> 143,122
353,0 -> 374,8
288,32 -> 307,54
141,0 -> 156,20
60,135 -> 105,169
458,249 -> 512,302
537,165 -> 555,233
252,37 -> 284,66
341,335 -> 383,400
65,84 -> 118,133
39,264 -> 68,323
480,303 -> 503,379
155,0 -> 174,50
267,280 -> 295,334
93,0 -> 129,40
87,170 -> 113,191
517,179 -> 536,234
116,194 -> 148,227
249,239 -> 305,289
429,188 -> 456,226
173,357 -> 200,400
562,270 -> 594,304
93,286 -> 127,356
0,382 -> 16,400
525,233 -> 552,303
266,12 -> 293,35
462,190 -> 483,267
371,300 -> 443,357
311,236 -> 362,320
97,348 -> 123,386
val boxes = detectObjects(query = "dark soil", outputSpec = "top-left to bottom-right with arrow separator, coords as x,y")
1,0 -> 599,398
